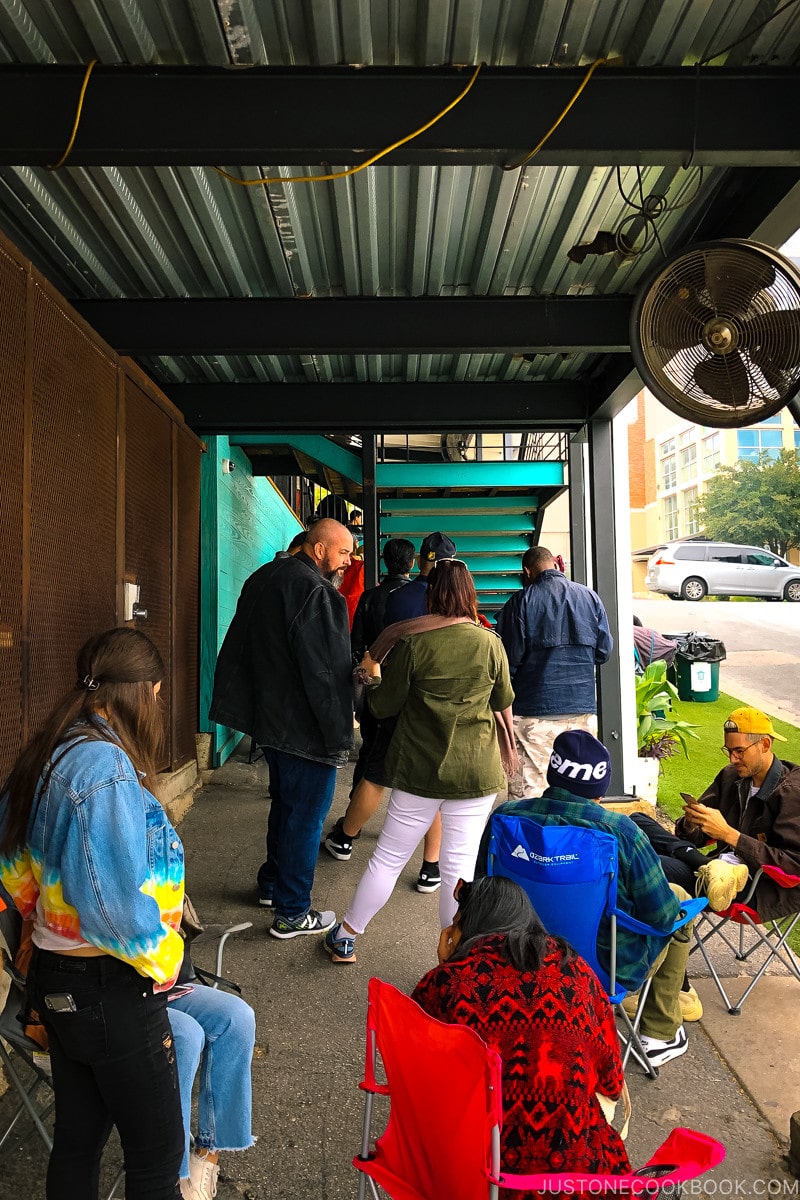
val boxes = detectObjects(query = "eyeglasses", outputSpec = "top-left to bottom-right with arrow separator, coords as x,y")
721,743 -> 757,760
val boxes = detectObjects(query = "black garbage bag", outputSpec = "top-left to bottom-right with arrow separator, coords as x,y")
674,632 -> 726,663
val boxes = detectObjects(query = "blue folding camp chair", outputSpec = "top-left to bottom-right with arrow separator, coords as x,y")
486,812 -> 706,1078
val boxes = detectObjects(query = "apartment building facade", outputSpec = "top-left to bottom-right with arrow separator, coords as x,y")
628,391 -> 800,592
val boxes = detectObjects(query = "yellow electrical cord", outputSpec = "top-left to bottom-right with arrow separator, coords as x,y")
40,55 -> 609,190
213,62 -> 482,187
503,57 -> 607,171
46,58 -> 98,170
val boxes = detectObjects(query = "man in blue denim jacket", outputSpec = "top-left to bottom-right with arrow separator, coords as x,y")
496,546 -> 613,800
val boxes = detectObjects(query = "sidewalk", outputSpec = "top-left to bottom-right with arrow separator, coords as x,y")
1,749 -> 797,1197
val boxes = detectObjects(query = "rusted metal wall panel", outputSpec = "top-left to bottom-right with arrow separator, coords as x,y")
124,377 -> 174,770
173,426 -> 200,768
0,244 -> 27,768
28,286 -> 118,737
0,231 -> 202,785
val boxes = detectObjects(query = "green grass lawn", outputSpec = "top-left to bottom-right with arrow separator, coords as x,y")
655,690 -> 800,953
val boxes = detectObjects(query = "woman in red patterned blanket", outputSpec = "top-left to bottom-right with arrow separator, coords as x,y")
412,875 -> 630,1189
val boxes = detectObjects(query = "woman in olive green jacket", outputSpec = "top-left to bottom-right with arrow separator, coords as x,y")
325,560 -> 514,964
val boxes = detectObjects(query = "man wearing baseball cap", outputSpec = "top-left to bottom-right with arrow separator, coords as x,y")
632,706 -> 800,923
475,729 -> 697,1068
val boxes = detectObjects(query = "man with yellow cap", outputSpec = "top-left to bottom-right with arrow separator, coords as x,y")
632,707 -> 800,923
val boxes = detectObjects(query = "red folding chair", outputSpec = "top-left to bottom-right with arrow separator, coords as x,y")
355,977 -> 725,1199
690,864 -> 800,1015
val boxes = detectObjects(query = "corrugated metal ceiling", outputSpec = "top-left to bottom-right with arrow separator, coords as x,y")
0,1 -> 798,398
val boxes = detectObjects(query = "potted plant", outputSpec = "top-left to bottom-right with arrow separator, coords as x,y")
636,661 -> 700,802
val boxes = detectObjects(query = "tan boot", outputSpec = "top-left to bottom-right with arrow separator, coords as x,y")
695,860 -> 750,912
679,984 -> 703,1022
621,992 -> 640,1019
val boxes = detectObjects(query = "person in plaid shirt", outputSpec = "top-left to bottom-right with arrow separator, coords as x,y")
475,729 -> 695,1068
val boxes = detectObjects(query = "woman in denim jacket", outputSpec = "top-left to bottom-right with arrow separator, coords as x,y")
0,628 -> 185,1200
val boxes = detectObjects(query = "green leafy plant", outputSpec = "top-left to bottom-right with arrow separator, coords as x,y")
636,661 -> 700,761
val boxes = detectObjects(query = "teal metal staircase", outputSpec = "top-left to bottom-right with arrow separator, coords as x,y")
230,434 -> 567,620
375,460 -> 566,620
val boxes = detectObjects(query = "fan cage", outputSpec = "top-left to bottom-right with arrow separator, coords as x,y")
633,241 -> 800,428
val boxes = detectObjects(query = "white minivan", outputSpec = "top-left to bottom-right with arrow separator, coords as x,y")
646,540 -> 800,601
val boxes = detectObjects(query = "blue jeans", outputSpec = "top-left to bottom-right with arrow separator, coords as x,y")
256,748 -> 337,919
28,949 -> 183,1200
168,988 -> 256,1178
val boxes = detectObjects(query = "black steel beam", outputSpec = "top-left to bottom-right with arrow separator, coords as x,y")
2,65 -> 799,167
76,296 -> 631,355
690,167 -> 800,244
167,382 -> 591,433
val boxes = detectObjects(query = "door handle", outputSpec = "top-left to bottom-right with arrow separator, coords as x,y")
131,603 -> 148,620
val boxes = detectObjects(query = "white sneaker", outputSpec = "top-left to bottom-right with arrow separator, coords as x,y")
638,1024 -> 688,1067
182,1151 -> 219,1200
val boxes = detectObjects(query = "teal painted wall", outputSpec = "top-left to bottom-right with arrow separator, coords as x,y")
200,436 -> 303,765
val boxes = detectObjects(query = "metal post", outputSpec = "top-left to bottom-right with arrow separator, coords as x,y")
361,433 -> 379,589
588,419 -> 624,789
568,431 -> 588,585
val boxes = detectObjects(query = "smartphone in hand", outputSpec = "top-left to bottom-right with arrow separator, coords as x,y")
680,792 -> 697,807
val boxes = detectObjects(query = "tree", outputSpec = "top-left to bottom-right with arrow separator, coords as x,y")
696,449 -> 800,558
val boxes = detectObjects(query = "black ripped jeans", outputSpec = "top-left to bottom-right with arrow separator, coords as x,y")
28,949 -> 183,1200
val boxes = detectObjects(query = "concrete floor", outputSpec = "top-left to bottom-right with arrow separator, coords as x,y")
1,750 -> 798,1197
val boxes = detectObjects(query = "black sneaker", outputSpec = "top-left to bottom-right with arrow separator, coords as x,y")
416,864 -> 442,893
324,817 -> 359,862
269,908 -> 336,940
257,891 -> 274,908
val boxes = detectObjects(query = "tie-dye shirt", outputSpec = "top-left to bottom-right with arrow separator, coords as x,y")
0,728 -> 184,986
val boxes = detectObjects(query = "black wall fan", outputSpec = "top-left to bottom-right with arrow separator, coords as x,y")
629,239 -> 800,428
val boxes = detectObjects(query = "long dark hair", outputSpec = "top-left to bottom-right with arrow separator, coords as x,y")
1,628 -> 165,856
450,875 -> 573,973
426,559 -> 478,621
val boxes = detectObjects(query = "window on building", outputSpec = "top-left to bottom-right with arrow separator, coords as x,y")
663,495 -> 678,539
678,429 -> 694,447
702,432 -> 720,473
661,452 -> 676,490
682,486 -> 699,536
737,426 -> 783,462
679,443 -> 697,482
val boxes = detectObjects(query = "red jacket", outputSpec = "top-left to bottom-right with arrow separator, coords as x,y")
339,559 -> 365,629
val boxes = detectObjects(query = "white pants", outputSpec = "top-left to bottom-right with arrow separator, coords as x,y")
343,789 -> 496,933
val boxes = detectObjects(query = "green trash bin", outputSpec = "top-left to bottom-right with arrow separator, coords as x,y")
672,633 -> 725,702
675,656 -> 720,703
